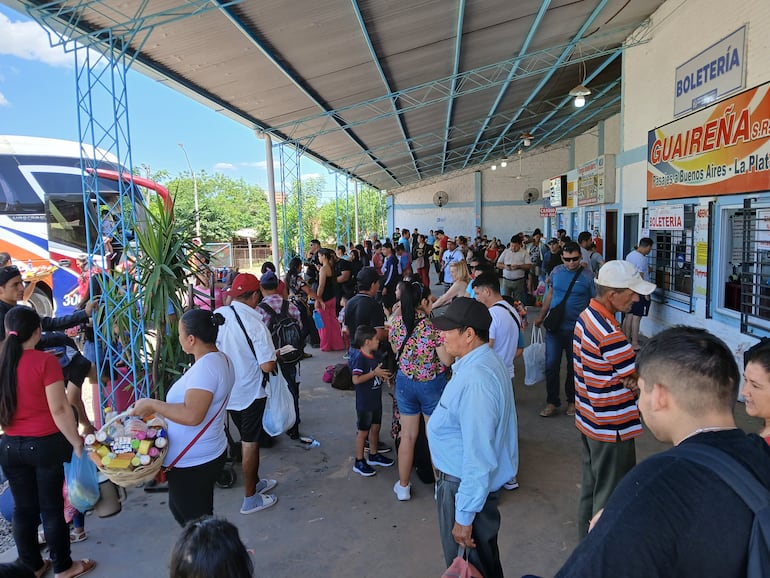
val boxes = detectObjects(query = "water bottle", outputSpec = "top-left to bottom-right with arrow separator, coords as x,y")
27,258 -> 33,271
313,309 -> 324,329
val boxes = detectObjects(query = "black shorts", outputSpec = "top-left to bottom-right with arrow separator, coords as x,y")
228,397 -> 267,443
356,406 -> 382,431
630,297 -> 650,317
62,352 -> 92,388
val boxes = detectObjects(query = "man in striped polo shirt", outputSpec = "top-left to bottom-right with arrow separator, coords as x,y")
573,260 -> 656,538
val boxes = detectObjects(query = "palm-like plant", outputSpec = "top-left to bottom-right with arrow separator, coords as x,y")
106,193 -> 200,400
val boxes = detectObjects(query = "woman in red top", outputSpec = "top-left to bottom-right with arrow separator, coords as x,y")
485,237 -> 500,262
0,306 -> 94,578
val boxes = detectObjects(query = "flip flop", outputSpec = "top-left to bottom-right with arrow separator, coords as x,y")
539,404 -> 559,417
68,559 -> 96,578
70,528 -> 87,543
34,559 -> 51,578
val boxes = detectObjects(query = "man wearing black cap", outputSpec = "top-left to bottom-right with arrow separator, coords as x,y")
428,298 -> 518,578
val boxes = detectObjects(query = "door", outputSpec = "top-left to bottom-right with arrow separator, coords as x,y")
623,213 -> 639,260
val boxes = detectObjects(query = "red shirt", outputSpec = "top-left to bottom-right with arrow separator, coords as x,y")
5,350 -> 63,436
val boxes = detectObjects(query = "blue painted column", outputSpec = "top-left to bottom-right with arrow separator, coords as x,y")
474,170 -> 482,233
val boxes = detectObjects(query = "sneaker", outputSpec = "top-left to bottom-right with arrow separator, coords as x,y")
353,459 -> 376,477
254,478 -> 278,494
503,477 -> 519,491
366,452 -> 394,467
393,481 -> 411,501
240,493 -> 278,514
364,440 -> 393,454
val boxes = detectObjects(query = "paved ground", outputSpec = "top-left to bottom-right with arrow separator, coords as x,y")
1,304 -> 760,577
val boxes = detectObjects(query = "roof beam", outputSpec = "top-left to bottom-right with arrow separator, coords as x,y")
461,0 -> 551,168
268,21 -> 645,142
533,81 -> 621,147
441,0 -> 466,174
328,80 -> 620,169
508,50 -> 621,152
212,0 -> 402,186
478,0 -> 611,164
350,0 -> 419,180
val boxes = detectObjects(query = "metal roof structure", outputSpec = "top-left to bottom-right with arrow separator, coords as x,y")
7,0 -> 666,191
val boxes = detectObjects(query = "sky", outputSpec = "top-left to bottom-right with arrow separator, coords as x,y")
0,4 -> 332,193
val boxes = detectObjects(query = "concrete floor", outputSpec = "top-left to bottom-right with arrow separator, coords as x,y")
1,305 -> 760,577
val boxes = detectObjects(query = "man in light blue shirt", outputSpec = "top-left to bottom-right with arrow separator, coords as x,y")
429,298 -> 518,578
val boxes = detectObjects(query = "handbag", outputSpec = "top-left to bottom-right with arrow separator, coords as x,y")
542,268 -> 583,332
262,368 -> 297,436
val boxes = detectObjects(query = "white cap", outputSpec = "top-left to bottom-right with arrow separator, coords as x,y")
596,260 -> 656,295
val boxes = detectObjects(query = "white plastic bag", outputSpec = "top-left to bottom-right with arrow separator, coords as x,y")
524,327 -> 546,386
262,367 -> 297,436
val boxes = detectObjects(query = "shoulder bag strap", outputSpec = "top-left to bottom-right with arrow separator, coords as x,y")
675,443 -> 770,513
560,267 -> 584,303
492,302 -> 521,330
164,355 -> 231,471
230,304 -> 257,360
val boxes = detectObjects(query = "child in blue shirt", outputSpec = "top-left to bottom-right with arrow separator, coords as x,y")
348,325 -> 394,476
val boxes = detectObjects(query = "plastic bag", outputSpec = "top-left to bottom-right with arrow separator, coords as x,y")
524,327 -> 546,387
63,449 -> 100,512
262,368 -> 297,436
442,547 -> 483,578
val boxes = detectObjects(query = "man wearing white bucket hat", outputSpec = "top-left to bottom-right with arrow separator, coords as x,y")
572,260 -> 656,538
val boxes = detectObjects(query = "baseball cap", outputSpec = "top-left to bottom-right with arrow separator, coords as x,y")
0,265 -> 21,287
432,297 -> 492,332
227,273 -> 260,298
596,260 -> 656,295
356,267 -> 380,289
260,270 -> 278,290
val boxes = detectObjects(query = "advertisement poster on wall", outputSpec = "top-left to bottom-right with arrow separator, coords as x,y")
647,81 -> 770,200
577,155 -> 616,206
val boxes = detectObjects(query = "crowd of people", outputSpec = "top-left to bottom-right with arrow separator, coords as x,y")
0,215 -> 769,578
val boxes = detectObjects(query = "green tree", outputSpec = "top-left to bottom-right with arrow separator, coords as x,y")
161,171 -> 270,243
317,185 -> 387,246
277,176 -> 325,257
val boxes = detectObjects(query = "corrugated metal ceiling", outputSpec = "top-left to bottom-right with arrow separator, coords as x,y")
7,0 -> 667,191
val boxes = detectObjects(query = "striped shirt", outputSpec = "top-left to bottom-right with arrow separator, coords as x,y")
573,298 -> 642,442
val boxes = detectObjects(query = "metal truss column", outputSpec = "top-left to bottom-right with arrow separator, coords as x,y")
278,143 -> 304,266
72,42 -> 150,413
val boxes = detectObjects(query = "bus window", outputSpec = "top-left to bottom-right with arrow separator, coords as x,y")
47,193 -> 91,253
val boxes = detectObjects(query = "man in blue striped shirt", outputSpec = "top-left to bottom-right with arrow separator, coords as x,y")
429,298 -> 518,578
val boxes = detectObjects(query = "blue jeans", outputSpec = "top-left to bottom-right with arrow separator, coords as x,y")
0,433 -> 73,574
395,371 -> 447,416
545,327 -> 575,407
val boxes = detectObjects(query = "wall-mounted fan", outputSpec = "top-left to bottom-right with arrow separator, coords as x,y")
522,187 -> 540,205
433,190 -> 449,207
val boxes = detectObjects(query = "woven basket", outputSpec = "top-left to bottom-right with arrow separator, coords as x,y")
94,411 -> 168,488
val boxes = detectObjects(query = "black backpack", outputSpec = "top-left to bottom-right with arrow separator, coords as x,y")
257,300 -> 304,365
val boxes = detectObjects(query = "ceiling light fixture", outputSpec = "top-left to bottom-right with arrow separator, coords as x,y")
521,132 -> 533,147
491,164 -> 497,171
500,157 -> 508,168
570,84 -> 591,107
570,48 -> 591,108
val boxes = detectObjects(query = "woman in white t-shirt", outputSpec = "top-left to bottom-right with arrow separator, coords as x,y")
131,309 -> 235,526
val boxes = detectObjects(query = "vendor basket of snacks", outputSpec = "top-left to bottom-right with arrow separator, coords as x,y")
86,409 -> 168,488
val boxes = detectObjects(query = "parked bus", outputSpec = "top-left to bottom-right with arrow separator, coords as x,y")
0,135 -> 168,316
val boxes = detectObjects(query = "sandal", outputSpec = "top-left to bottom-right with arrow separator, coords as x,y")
539,404 -> 559,417
70,527 -> 87,543
565,403 -> 576,417
64,559 -> 96,578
